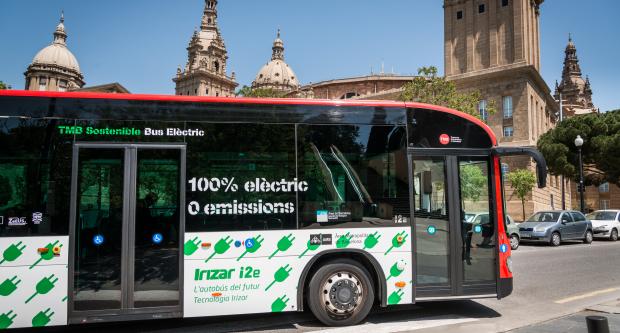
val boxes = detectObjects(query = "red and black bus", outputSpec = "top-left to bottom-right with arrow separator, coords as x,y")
0,90 -> 545,329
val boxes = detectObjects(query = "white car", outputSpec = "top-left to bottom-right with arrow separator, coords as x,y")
586,210 -> 620,241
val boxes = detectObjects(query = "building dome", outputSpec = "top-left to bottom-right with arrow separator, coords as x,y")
24,13 -> 85,91
252,30 -> 300,92
32,43 -> 81,73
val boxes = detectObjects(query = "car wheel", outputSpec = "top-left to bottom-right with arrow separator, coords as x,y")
550,232 -> 561,247
307,259 -> 375,327
510,234 -> 520,250
611,229 -> 618,242
584,230 -> 593,244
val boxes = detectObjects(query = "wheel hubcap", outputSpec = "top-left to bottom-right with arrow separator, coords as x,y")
322,271 -> 363,315
553,235 -> 560,245
511,236 -> 518,248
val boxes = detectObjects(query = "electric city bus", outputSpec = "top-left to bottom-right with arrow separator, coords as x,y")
0,90 -> 546,329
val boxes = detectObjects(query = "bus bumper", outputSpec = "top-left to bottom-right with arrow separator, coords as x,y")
498,277 -> 513,299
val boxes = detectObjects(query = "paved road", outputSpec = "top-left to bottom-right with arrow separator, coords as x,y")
43,240 -> 620,333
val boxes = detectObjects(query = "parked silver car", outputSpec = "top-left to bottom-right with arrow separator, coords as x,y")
586,210 -> 620,241
518,211 -> 593,246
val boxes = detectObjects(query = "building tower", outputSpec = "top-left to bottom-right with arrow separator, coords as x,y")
444,0 -> 566,218
252,30 -> 300,94
554,35 -> 596,117
174,0 -> 237,97
24,13 -> 85,91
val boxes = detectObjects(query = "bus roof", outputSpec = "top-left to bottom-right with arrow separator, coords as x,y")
0,90 -> 497,146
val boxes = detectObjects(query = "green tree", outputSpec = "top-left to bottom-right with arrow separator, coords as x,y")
236,85 -> 284,98
0,81 -> 10,90
459,164 -> 486,210
506,169 -> 537,221
537,109 -> 620,186
399,66 -> 496,119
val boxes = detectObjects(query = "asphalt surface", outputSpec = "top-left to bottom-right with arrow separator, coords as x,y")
26,239 -> 620,333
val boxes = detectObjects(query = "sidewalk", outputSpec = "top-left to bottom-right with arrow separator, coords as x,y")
509,299 -> 620,333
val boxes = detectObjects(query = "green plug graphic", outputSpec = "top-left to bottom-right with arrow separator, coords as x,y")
0,310 -> 16,329
384,231 -> 408,255
0,276 -> 21,296
205,236 -> 233,263
363,232 -> 381,250
184,237 -> 201,256
265,264 -> 292,291
237,235 -> 264,261
298,240 -> 320,258
336,232 -> 353,248
30,240 -> 62,269
388,289 -> 404,305
269,234 -> 295,259
271,295 -> 290,312
386,261 -> 405,280
32,308 -> 54,327
0,241 -> 26,265
25,274 -> 58,304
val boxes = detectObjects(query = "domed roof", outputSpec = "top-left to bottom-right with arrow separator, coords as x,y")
254,59 -> 299,89
252,30 -> 299,92
31,13 -> 81,73
32,44 -> 81,73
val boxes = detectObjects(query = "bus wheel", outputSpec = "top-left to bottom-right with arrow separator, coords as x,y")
308,259 -> 375,327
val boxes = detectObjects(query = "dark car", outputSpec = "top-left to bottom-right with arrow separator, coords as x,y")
518,210 -> 593,246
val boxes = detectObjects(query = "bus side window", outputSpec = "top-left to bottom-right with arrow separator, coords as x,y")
297,124 -> 409,229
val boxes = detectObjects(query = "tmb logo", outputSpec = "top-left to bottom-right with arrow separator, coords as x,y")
439,134 -> 451,145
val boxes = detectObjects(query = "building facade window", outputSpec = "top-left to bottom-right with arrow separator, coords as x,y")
478,100 -> 488,121
550,194 -> 555,209
501,163 -> 510,175
600,199 -> 610,210
501,0 -> 509,7
503,126 -> 514,137
457,10 -> 463,19
58,80 -> 68,92
479,4 -> 486,13
38,77 -> 47,91
502,96 -> 513,118
599,182 -> 609,193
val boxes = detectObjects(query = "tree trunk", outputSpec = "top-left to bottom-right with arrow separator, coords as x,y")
521,198 -> 526,222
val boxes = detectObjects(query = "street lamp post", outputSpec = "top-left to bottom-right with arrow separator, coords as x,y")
575,135 -> 585,213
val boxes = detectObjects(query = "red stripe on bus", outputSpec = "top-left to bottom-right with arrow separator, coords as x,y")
0,90 -> 497,147
494,155 -> 512,279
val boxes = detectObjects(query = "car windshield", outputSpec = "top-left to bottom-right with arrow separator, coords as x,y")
527,212 -> 560,223
465,214 -> 475,222
586,211 -> 617,220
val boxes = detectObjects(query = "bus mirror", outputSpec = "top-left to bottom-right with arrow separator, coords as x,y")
492,147 -> 547,188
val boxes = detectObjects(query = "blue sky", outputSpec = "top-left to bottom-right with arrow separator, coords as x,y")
1,1 -> 618,111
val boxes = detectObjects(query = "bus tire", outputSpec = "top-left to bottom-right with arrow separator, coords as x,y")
307,259 -> 374,327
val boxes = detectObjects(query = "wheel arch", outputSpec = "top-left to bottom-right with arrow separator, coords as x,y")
296,249 -> 387,311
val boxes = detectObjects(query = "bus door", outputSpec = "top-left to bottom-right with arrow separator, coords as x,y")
68,144 -> 185,322
411,153 -> 497,298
